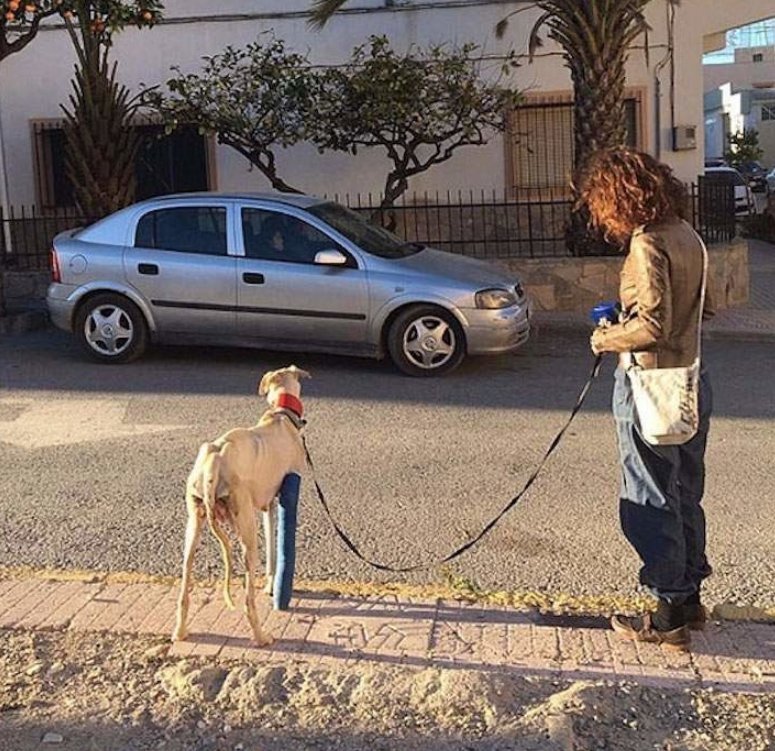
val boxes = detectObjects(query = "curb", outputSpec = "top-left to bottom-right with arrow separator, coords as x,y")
3,565 -> 774,624
0,309 -> 49,335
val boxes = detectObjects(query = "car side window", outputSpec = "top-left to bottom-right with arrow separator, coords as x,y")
241,208 -> 347,265
135,207 -> 227,255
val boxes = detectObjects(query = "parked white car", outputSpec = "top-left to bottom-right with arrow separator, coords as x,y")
704,167 -> 756,217
766,167 -> 775,196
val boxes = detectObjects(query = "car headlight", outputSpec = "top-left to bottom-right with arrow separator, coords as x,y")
475,288 -> 517,309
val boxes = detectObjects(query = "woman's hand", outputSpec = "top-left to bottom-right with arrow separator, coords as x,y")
590,328 -> 606,355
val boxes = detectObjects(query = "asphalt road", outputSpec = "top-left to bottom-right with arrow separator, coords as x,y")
1,326 -> 773,608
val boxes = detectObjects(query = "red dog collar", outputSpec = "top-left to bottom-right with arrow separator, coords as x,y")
277,393 -> 303,418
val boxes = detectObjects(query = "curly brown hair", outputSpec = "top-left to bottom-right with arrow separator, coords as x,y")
577,148 -> 688,244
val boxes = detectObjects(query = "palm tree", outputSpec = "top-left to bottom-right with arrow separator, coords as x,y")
61,11 -> 140,218
309,0 -> 662,253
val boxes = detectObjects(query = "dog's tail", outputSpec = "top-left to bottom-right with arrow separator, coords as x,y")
202,449 -> 235,610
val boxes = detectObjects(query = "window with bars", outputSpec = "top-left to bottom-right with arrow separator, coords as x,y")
761,103 -> 775,121
506,96 -> 641,192
32,121 -> 212,210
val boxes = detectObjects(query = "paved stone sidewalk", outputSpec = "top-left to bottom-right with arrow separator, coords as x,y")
2,575 -> 774,693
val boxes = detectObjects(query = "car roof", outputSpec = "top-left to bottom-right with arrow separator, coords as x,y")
133,191 -> 328,209
72,192 -> 332,244
705,166 -> 740,173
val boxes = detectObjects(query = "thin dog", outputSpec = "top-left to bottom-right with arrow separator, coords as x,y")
173,365 -> 310,646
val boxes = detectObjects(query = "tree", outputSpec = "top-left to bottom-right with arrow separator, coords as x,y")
0,0 -> 161,63
313,35 -> 521,210
309,0 -> 666,254
725,128 -> 764,169
60,1 -> 162,216
142,37 -> 319,194
0,0 -> 162,316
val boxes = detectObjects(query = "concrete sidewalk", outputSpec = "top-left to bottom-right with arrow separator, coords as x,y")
2,573 -> 774,694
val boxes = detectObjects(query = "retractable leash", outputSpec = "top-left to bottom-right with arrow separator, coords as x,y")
303,353 -> 604,573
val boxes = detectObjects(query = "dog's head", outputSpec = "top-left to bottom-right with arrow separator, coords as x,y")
257,365 -> 311,406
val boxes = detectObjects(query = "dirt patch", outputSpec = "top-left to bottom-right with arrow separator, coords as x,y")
1,628 -> 774,751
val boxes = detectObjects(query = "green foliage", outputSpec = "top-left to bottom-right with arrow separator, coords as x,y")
143,34 -> 519,203
313,35 -> 521,207
725,128 -> 764,168
142,36 -> 317,193
0,0 -> 162,61
308,0 -> 664,253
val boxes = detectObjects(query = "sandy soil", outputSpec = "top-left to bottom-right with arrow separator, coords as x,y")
1,628 -> 774,751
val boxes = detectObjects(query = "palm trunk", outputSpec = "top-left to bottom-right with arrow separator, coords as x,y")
564,28 -> 630,255
61,7 -> 139,218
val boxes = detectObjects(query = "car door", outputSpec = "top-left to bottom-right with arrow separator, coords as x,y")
236,205 -> 370,348
124,203 -> 237,335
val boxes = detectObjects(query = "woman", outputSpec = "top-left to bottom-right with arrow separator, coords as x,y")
579,148 -> 714,651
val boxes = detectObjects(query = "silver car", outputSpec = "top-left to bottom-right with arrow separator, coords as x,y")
47,193 -> 531,376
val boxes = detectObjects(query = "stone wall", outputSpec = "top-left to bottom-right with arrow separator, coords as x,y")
2,271 -> 50,312
0,240 -> 749,317
495,240 -> 749,312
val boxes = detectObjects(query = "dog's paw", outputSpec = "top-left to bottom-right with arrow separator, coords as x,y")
171,627 -> 188,642
253,633 -> 274,648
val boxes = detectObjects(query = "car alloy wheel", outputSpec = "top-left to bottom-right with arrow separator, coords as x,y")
387,305 -> 465,377
75,293 -> 148,364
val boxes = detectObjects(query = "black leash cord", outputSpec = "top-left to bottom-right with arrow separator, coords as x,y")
303,354 -> 604,573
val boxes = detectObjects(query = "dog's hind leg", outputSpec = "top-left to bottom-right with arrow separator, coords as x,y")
262,501 -> 277,595
234,491 -> 273,647
173,492 -> 204,642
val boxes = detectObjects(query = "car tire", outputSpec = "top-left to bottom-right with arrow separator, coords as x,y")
75,293 -> 148,364
387,305 -> 466,377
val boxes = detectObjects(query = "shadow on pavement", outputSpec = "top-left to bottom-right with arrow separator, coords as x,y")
1,326 -> 773,419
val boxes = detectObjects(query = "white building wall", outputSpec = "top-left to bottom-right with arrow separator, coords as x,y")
0,0 -> 774,205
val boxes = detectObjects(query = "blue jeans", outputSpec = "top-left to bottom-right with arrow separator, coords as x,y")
613,366 -> 713,604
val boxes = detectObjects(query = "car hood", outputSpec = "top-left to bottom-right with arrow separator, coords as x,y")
389,247 -> 518,288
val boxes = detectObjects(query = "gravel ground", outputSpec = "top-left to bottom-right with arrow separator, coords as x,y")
2,628 -> 774,751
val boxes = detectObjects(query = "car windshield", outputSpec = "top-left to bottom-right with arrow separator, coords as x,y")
307,202 -> 423,259
705,170 -> 746,187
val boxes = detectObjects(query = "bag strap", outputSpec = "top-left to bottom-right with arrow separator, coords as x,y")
684,220 -> 709,363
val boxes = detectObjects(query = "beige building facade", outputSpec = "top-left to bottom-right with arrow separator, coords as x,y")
704,45 -> 775,167
0,0 -> 774,209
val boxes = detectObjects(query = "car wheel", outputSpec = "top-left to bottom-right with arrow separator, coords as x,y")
75,293 -> 148,364
387,305 -> 466,377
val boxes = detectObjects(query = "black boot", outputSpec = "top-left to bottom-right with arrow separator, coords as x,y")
611,599 -> 690,652
684,591 -> 707,631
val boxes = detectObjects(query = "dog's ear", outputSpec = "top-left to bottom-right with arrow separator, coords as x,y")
288,365 -> 311,380
257,371 -> 276,396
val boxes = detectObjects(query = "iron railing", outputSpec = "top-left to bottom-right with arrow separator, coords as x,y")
1,182 -> 738,274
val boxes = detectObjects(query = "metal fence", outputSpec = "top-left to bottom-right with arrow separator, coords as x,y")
0,206 -> 97,272
1,181 -> 738,273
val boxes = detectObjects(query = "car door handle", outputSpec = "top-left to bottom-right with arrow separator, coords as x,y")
138,263 -> 159,276
242,272 -> 265,285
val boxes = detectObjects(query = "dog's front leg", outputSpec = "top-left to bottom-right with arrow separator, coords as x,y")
263,501 -> 277,595
173,493 -> 204,642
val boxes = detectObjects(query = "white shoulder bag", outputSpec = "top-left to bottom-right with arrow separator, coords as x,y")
626,225 -> 708,446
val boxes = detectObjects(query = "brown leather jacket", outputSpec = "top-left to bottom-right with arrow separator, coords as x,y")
591,217 -> 715,369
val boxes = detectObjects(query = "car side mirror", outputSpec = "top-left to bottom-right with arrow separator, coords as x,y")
314,249 -> 348,266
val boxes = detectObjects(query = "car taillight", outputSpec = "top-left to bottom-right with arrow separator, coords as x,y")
50,248 -> 61,283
